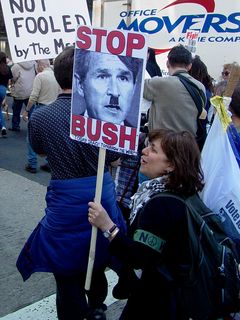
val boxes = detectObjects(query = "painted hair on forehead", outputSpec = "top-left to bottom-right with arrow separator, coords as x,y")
148,129 -> 204,195
74,49 -> 142,83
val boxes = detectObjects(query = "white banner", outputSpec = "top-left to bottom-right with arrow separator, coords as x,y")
101,0 -> 240,80
1,0 -> 91,62
200,114 -> 240,241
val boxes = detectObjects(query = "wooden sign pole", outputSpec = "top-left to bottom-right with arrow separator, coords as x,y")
85,147 -> 106,291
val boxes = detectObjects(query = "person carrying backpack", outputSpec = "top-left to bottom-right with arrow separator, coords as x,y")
87,129 -> 195,319
143,45 -> 207,151
88,128 -> 240,320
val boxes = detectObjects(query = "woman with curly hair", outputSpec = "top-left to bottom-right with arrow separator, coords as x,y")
88,129 -> 204,319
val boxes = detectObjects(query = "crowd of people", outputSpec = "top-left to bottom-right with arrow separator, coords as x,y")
1,44 -> 240,320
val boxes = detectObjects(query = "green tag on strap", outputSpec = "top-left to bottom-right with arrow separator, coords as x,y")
133,229 -> 166,253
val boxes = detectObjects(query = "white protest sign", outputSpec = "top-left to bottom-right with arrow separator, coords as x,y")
70,25 -> 147,155
1,0 -> 90,62
184,29 -> 200,54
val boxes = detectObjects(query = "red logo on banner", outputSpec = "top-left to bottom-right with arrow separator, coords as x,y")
160,0 -> 215,13
154,0 -> 215,54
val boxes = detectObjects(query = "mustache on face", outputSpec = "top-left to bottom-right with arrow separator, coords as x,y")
109,96 -> 119,106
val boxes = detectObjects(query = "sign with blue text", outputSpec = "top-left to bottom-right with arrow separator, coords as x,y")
102,0 -> 240,80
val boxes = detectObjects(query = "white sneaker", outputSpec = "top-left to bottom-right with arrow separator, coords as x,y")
1,127 -> 7,136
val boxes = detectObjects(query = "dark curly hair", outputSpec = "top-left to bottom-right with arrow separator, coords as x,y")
189,55 -> 214,93
148,129 -> 204,195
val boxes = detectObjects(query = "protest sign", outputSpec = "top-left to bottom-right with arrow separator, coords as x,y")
1,0 -> 90,62
70,25 -> 147,155
184,29 -> 200,54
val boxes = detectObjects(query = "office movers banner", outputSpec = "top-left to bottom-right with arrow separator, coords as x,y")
101,0 -> 240,80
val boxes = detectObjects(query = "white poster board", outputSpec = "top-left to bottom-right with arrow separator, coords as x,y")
1,0 -> 91,62
70,25 -> 147,155
185,30 -> 200,54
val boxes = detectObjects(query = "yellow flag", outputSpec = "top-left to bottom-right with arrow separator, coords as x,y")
210,96 -> 232,132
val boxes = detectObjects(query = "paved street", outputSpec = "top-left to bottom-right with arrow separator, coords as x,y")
0,97 -> 50,186
2,98 -> 240,320
0,98 -> 124,319
0,168 -> 55,317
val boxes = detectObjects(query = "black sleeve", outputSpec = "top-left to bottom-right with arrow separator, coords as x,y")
9,67 -> 13,80
28,113 -> 45,155
109,196 -> 187,269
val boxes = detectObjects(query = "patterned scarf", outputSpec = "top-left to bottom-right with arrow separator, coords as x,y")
129,176 -> 168,225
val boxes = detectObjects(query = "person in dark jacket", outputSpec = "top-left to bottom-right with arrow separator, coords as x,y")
146,47 -> 162,78
88,129 -> 204,319
0,52 -> 12,136
16,47 -> 126,320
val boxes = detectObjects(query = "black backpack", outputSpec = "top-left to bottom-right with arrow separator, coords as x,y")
154,192 -> 240,320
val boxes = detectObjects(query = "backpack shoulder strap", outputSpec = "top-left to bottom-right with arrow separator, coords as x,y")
148,192 -> 203,280
174,73 -> 206,116
149,192 -> 205,232
149,192 -> 208,215
149,191 -> 185,202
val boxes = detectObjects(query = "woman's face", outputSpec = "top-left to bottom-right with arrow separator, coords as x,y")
140,139 -> 174,179
222,68 -> 230,80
